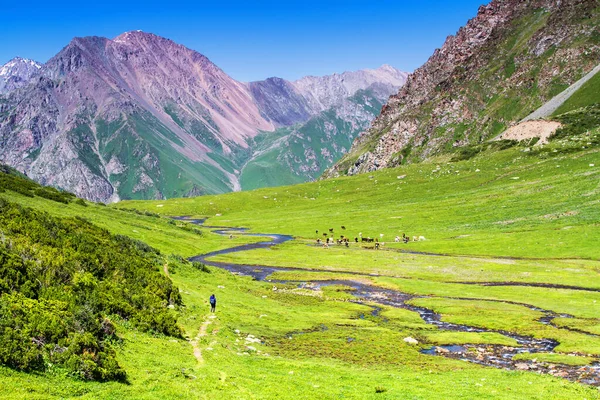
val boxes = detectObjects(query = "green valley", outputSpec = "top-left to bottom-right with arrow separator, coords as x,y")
1,1 -> 600,398
1,125 -> 597,398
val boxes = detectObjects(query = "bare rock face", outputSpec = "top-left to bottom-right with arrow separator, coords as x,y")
0,31 -> 407,201
247,77 -> 313,126
328,0 -> 600,177
0,57 -> 42,94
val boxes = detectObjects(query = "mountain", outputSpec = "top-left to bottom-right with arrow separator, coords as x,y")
240,84 -> 395,190
328,0 -> 600,176
0,31 -> 405,201
248,65 -> 407,127
0,57 -> 42,94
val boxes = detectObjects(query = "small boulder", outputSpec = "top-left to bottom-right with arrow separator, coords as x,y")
403,337 -> 418,345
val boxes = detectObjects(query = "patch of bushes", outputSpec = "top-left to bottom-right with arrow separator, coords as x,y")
34,188 -> 70,204
177,222 -> 203,236
116,207 -> 161,218
0,165 -> 78,204
192,261 -> 211,273
451,146 -> 481,162
450,140 -> 518,162
0,199 -> 183,381
550,104 -> 600,141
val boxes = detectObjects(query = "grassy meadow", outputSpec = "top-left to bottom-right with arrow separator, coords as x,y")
0,131 -> 599,398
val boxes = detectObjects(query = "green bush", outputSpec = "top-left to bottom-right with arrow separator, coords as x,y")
551,104 -> 600,140
451,145 -> 481,162
34,188 -> 70,204
0,198 -> 183,381
192,261 -> 211,273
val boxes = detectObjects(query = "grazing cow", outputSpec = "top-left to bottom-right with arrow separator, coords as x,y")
345,241 -> 349,247
341,226 -> 346,230
395,236 -> 400,242
403,237 -> 409,244
329,228 -> 334,233
355,237 -> 358,243
380,234 -> 384,238
359,232 -> 362,237
413,236 -> 417,242
323,233 -> 328,237
317,238 -> 321,245
326,237 -> 330,244
316,230 -> 319,235
375,242 -> 380,250
418,236 -> 426,241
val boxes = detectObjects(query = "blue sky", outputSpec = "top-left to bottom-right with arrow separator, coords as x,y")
0,0 -> 486,81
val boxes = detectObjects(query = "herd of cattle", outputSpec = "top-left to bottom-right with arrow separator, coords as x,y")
315,228 -> 425,249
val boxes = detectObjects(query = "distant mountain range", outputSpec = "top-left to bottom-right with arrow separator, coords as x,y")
0,31 -> 406,201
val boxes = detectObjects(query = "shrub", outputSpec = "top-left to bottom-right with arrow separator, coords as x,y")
34,188 -> 70,204
0,199 -> 183,380
551,104 -> 600,140
451,145 -> 481,162
192,262 -> 211,273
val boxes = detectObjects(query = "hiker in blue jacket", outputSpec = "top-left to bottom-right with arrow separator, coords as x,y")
209,294 -> 217,313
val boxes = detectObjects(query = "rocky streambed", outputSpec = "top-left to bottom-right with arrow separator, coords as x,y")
180,217 -> 600,386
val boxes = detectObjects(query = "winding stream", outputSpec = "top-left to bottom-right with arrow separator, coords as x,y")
180,218 -> 600,386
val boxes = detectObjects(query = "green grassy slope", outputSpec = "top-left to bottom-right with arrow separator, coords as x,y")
0,166 -> 262,257
2,133 -> 600,398
554,67 -> 600,115
123,129 -> 600,259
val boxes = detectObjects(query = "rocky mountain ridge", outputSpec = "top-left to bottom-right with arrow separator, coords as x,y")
328,0 -> 600,176
0,31 -> 405,201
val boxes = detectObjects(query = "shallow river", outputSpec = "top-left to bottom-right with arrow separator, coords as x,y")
176,217 -> 599,386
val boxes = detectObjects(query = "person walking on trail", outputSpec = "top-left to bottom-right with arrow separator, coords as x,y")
209,294 -> 217,313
